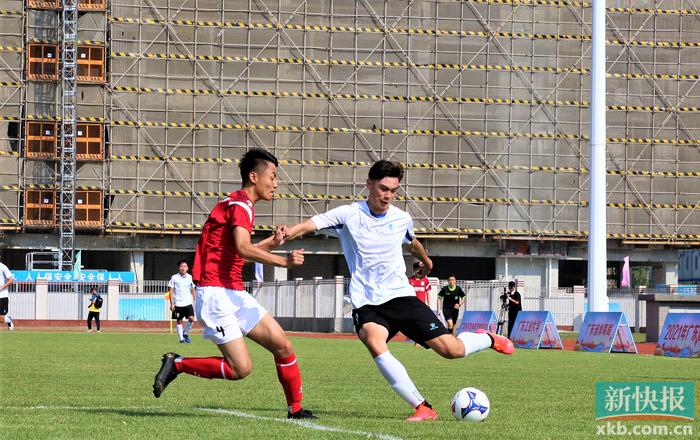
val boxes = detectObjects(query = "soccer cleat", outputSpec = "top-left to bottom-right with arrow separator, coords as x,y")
179,339 -> 186,344
8,321 -> 14,331
184,335 -> 191,344
406,401 -> 437,422
87,329 -> 93,333
153,352 -> 181,398
476,329 -> 515,355
288,408 -> 318,419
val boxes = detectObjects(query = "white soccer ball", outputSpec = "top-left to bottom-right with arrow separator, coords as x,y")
451,387 -> 490,422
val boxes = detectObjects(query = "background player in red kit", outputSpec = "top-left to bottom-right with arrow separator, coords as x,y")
408,261 -> 431,307
152,148 -> 316,419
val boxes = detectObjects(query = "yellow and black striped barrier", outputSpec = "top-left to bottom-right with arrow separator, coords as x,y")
109,16 -> 700,49
27,38 -> 105,46
108,155 -> 700,178
108,51 -> 700,81
110,85 -> 700,113
102,220 -> 700,241
0,45 -> 22,53
6,114 -> 700,146
464,0 -> 700,15
4,151 -> 700,178
4,184 -> 699,210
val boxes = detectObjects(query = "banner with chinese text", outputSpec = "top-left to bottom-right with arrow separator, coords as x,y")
510,311 -> 563,349
654,313 -> 700,358
575,312 -> 637,353
456,311 -> 497,334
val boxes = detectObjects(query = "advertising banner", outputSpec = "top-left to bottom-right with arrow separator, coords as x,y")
575,312 -> 637,353
510,311 -> 563,349
11,270 -> 136,283
456,311 -> 497,334
654,313 -> 700,358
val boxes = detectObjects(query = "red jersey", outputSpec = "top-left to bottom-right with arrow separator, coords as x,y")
192,190 -> 254,290
408,276 -> 431,305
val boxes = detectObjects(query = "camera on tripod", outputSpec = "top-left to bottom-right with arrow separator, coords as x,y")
499,287 -> 509,309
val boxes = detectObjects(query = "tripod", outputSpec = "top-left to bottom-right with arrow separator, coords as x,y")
495,301 -> 509,336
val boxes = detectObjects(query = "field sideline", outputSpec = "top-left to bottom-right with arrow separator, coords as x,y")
1,331 -> 697,439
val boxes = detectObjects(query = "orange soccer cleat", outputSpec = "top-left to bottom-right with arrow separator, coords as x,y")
476,329 -> 515,355
406,401 -> 438,422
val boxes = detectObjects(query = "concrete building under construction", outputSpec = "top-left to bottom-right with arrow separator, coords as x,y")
0,0 -> 698,291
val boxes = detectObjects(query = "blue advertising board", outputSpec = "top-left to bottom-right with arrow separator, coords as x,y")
11,270 -> 135,283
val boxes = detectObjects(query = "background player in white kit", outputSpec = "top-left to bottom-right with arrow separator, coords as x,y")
284,160 -> 514,421
0,260 -> 14,331
167,260 -> 196,343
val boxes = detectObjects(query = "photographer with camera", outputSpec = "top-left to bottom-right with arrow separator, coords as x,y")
503,281 -> 522,338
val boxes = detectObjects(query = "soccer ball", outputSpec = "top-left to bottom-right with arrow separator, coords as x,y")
451,387 -> 490,422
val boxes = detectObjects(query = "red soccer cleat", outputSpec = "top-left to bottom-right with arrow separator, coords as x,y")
406,401 -> 438,422
476,329 -> 515,355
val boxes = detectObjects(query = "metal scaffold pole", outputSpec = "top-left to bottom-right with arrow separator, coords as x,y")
59,0 -> 78,272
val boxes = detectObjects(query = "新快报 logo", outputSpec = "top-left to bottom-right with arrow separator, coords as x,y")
596,382 -> 694,420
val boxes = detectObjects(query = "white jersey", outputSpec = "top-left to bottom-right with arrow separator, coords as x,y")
312,201 -> 415,309
0,262 -> 12,299
168,273 -> 195,307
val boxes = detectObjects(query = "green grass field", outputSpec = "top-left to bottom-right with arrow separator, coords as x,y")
1,331 -> 697,439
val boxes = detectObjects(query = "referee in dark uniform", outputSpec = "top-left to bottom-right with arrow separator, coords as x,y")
506,281 -> 522,338
437,276 -> 466,334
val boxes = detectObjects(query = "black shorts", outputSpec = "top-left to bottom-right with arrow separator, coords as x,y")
352,296 -> 450,349
171,305 -> 195,320
443,307 -> 460,324
0,297 -> 7,315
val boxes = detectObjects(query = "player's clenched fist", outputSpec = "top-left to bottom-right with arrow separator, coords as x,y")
286,249 -> 304,267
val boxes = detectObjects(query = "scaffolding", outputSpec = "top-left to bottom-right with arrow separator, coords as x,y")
1,0 -> 700,245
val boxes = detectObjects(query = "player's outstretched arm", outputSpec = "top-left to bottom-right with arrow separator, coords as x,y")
284,219 -> 318,241
406,238 -> 433,275
255,225 -> 289,251
233,226 -> 304,268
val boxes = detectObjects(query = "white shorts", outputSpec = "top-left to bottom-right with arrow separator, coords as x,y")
195,286 -> 267,345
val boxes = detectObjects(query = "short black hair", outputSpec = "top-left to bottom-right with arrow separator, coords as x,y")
508,281 -> 516,289
90,287 -> 98,293
240,148 -> 279,184
368,160 -> 404,182
177,260 -> 189,267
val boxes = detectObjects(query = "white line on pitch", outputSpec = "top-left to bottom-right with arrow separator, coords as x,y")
198,407 -> 404,440
11,406 -> 404,440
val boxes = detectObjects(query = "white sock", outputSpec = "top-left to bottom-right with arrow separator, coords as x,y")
176,324 -> 183,340
183,320 -> 193,335
457,332 -> 493,356
374,351 -> 424,408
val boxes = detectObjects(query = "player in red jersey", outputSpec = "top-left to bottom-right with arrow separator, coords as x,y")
408,261 -> 431,307
152,148 -> 316,419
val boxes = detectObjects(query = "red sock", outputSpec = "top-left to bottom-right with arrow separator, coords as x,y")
275,353 -> 303,413
175,357 -> 234,380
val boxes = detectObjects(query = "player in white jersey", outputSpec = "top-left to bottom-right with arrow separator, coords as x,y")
0,260 -> 14,331
284,160 -> 514,421
168,260 -> 196,343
